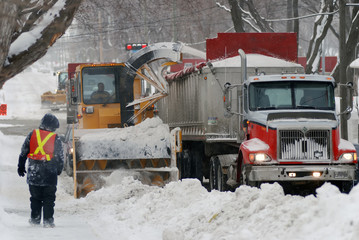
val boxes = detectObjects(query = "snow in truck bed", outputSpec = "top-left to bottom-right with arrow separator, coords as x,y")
76,117 -> 171,160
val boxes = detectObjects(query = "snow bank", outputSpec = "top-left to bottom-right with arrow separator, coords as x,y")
60,171 -> 359,240
78,117 -> 171,160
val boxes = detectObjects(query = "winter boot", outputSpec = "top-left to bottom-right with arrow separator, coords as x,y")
29,216 -> 41,226
43,218 -> 55,228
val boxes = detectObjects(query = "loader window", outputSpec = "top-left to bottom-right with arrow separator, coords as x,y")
249,81 -> 335,111
58,72 -> 68,89
82,66 -> 127,105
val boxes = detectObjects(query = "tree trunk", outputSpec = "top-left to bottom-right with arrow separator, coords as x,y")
0,2 -> 18,78
332,10 -> 359,82
293,0 -> 299,41
286,0 -> 293,32
244,0 -> 274,32
305,0 -> 334,73
228,0 -> 245,32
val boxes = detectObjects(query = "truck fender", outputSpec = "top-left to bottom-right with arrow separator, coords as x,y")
240,138 -> 270,164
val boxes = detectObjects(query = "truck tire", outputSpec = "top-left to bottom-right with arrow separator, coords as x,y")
179,147 -> 203,182
179,149 -> 191,179
335,181 -> 354,194
191,148 -> 203,183
238,158 -> 248,186
209,156 -> 228,191
209,157 -> 217,190
239,159 -> 258,187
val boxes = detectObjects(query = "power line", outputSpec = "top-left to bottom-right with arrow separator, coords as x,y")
266,9 -> 339,22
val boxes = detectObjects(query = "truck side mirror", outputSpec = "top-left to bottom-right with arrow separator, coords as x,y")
347,82 -> 354,111
70,79 -> 78,103
338,82 -> 354,119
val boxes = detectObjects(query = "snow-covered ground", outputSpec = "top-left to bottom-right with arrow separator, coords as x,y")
2,66 -> 359,240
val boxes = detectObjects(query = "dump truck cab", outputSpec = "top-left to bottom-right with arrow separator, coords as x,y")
224,73 -> 357,192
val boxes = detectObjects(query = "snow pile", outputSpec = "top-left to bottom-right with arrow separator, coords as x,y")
54,171 -> 359,240
78,117 -> 171,160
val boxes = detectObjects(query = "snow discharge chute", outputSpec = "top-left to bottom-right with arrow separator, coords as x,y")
125,42 -> 205,123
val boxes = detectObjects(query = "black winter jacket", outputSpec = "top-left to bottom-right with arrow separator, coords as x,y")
18,130 -> 64,186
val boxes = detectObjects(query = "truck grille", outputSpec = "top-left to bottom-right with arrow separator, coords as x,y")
279,130 -> 330,160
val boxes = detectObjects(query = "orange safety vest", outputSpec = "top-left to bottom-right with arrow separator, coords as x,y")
27,129 -> 56,161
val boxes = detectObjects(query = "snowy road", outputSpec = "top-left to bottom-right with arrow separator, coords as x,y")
0,69 -> 103,240
0,132 -> 103,240
0,118 -> 67,136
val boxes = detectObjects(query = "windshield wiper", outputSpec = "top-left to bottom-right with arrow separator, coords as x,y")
257,107 -> 276,110
296,105 -> 316,109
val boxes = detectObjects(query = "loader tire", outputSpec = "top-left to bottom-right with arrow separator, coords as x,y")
65,155 -> 73,177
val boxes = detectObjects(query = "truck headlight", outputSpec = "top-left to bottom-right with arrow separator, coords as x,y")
249,153 -> 271,162
82,106 -> 94,114
339,152 -> 356,163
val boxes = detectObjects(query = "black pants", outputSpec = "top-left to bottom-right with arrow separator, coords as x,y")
29,185 -> 57,223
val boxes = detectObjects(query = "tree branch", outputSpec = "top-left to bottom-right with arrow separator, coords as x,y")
0,0 -> 82,88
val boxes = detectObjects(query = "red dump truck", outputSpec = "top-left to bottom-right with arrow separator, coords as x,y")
158,33 -> 357,193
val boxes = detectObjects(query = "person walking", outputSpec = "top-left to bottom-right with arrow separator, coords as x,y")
17,113 -> 64,228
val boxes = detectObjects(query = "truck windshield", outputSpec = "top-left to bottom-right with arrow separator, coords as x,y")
249,81 -> 335,111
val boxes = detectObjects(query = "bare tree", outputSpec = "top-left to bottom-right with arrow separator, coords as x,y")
331,1 -> 359,82
228,0 -> 244,32
305,0 -> 335,73
0,0 -> 82,88
223,0 -> 274,32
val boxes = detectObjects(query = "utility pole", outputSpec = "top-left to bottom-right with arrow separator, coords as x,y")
98,11 -> 104,62
339,0 -> 348,140
143,0 -> 148,43
172,0 -> 177,42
